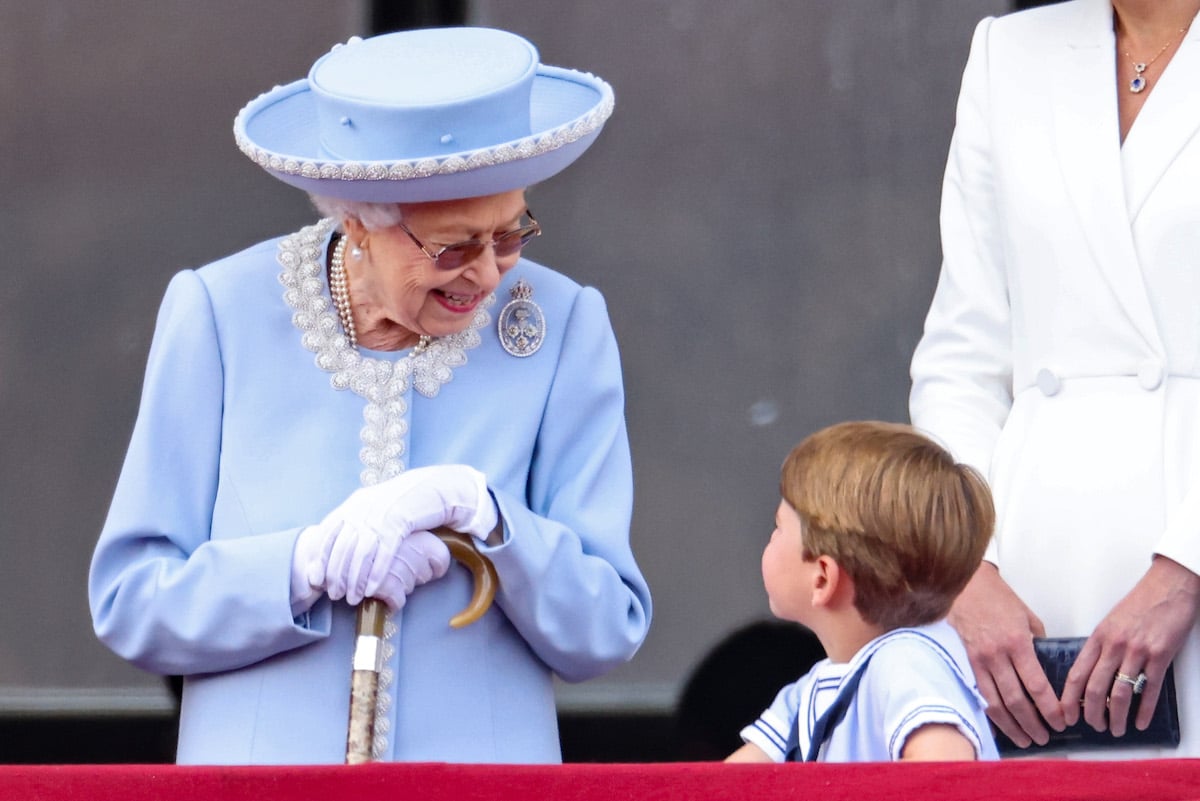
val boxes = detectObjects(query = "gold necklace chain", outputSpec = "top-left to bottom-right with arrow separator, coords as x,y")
1124,27 -> 1187,94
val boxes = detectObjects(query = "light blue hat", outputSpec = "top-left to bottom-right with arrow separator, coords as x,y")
234,27 -> 614,202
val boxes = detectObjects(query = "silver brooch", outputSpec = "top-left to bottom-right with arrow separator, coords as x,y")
498,279 -> 544,357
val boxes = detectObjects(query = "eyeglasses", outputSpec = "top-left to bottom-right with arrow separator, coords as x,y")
397,210 -> 541,271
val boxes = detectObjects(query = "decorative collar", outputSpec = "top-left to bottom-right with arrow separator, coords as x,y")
276,218 -> 493,400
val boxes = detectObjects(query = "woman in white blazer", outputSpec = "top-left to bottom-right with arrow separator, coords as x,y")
910,0 -> 1200,757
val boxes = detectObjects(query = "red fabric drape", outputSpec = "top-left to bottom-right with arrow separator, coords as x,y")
3,760 -> 1200,801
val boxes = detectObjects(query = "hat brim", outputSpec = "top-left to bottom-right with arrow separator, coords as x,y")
235,66 -> 612,203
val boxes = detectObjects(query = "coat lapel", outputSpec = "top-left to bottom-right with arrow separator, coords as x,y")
1121,17 -> 1200,221
1051,0 -> 1161,351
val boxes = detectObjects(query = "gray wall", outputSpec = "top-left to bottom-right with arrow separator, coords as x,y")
0,0 -> 1007,715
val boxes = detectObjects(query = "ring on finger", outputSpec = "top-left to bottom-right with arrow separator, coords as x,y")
1114,671 -> 1147,695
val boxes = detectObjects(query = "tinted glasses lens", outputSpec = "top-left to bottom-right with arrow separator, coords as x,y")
493,225 -> 541,258
428,217 -> 539,270
435,242 -> 486,271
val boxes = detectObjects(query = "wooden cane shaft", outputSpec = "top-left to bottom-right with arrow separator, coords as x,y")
345,598 -> 387,764
344,531 -> 499,763
345,669 -> 379,764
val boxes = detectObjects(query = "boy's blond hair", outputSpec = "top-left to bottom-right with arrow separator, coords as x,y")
780,421 -> 993,631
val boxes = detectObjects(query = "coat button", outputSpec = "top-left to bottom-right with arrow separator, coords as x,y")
1137,360 -> 1164,391
1036,368 -> 1061,396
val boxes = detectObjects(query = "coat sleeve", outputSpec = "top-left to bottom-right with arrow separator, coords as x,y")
908,18 -> 1012,563
481,286 -> 652,683
88,270 -> 330,676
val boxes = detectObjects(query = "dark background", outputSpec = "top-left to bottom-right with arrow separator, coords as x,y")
1,0 -> 1053,762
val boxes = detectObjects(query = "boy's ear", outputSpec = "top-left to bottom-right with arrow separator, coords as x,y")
811,555 -> 841,608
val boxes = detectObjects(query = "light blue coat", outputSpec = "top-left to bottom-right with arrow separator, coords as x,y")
89,222 -> 652,764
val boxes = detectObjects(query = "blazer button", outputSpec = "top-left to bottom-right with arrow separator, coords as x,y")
1138,360 -> 1164,391
1036,368 -> 1061,396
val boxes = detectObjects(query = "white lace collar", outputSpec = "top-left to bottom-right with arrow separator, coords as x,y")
277,218 -> 492,397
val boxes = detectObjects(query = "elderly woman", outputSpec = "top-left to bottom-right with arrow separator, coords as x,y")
88,27 -> 651,765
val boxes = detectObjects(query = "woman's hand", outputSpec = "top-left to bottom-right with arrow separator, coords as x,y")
948,561 -> 1064,747
333,464 -> 498,544
292,523 -> 451,609
290,465 -> 497,608
1061,556 -> 1200,736
368,531 -> 452,611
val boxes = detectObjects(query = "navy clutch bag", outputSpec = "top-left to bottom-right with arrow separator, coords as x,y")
995,637 -> 1180,753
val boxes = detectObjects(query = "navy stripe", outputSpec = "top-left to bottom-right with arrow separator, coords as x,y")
751,719 -> 788,752
889,704 -> 981,757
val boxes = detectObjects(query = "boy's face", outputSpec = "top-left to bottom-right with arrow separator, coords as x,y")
761,499 -> 815,624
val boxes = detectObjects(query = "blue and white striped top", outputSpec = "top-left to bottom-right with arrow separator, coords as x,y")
740,619 -> 998,762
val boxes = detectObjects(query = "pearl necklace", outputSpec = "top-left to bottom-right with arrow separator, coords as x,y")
329,235 -> 357,348
330,233 -> 431,354
1124,27 -> 1187,94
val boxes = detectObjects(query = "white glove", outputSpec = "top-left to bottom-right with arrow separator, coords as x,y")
291,525 -> 451,610
370,530 -> 452,612
339,464 -> 498,541
291,522 -> 337,615
292,465 -> 497,607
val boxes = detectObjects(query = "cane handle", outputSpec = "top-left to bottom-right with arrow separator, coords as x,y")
433,527 -> 499,628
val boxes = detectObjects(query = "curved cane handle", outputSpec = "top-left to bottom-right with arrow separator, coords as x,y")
433,527 -> 499,628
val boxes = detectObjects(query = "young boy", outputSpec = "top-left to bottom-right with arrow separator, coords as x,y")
726,421 -> 998,763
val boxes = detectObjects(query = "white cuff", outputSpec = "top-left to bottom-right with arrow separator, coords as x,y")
739,709 -> 790,763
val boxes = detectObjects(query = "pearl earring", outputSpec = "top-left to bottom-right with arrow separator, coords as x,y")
350,244 -> 364,260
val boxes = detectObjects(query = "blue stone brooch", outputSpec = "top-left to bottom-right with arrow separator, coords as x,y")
498,278 -> 544,357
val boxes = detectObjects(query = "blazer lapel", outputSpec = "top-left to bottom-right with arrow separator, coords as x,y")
1121,18 -> 1200,221
1051,0 -> 1161,351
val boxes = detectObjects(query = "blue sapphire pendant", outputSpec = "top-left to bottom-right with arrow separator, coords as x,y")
498,279 -> 545,357
1129,63 -> 1147,94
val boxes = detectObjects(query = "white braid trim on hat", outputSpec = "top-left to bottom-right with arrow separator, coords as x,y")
235,82 -> 613,184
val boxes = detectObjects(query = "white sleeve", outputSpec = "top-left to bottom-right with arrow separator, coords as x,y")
908,18 -> 1012,565
739,678 -> 806,762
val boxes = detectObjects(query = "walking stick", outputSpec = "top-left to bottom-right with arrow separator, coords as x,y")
345,527 -> 499,764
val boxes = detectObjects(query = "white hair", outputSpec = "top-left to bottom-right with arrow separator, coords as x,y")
308,194 -> 406,230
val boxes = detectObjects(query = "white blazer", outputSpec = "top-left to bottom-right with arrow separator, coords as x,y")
910,0 -> 1200,757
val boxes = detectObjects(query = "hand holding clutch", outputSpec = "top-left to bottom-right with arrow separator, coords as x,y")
994,637 -> 1180,753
